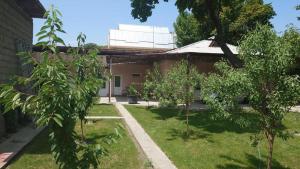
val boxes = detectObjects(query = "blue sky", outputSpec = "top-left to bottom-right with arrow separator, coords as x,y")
33,0 -> 300,46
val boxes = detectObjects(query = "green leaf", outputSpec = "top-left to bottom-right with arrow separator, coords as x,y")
36,30 -> 47,37
12,93 -> 20,102
53,117 -> 63,127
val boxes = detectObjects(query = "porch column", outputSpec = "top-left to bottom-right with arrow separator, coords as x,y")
108,56 -> 112,103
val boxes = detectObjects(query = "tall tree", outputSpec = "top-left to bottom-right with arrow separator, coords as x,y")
174,12 -> 212,47
201,25 -> 300,169
130,0 -> 275,68
283,26 -> 300,75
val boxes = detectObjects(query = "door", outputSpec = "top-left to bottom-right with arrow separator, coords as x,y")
99,81 -> 108,97
114,75 -> 122,95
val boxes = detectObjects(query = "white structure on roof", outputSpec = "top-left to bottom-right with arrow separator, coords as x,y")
108,24 -> 176,49
167,37 -> 238,54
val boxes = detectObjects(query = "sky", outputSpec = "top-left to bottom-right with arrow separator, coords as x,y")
33,0 -> 300,46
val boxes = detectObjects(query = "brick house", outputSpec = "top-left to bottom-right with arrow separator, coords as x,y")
32,24 -> 238,101
0,0 -> 45,137
99,39 -> 238,98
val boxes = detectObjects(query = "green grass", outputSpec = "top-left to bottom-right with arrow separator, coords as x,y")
125,105 -> 300,169
88,104 -> 120,116
8,105 -> 147,169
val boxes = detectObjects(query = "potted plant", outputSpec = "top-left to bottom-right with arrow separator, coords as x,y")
127,84 -> 139,104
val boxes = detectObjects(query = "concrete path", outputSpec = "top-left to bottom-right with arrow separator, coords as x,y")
115,103 -> 177,169
100,97 -> 159,107
0,125 -> 44,169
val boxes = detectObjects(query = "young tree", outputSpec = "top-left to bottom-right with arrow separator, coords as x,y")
201,25 -> 300,169
159,60 -> 201,135
130,0 -> 275,67
173,11 -> 212,47
143,63 -> 163,107
0,6 -> 113,169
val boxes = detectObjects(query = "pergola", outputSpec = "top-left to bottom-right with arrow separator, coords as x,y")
99,47 -> 223,102
32,46 -> 224,102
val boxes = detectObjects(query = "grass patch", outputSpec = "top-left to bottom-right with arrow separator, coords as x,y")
8,105 -> 146,169
125,105 -> 300,169
88,104 -> 119,116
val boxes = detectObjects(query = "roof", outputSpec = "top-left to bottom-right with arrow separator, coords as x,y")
167,38 -> 238,55
15,0 -> 46,18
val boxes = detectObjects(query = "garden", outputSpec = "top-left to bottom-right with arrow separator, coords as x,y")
8,104 -> 149,169
126,105 -> 300,169
0,1 -> 300,169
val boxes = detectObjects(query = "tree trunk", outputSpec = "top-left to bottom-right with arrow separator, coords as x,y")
265,131 -> 275,169
185,55 -> 191,136
204,0 -> 243,68
185,104 -> 190,135
80,119 -> 84,141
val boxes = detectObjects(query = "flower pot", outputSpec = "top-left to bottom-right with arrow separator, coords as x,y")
128,95 -> 138,104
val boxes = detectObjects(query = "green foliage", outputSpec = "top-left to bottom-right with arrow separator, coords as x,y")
131,0 -> 275,45
127,84 -> 139,96
142,63 -> 162,102
174,11 -> 212,47
201,25 -> 300,169
282,26 -> 300,75
159,60 -> 200,107
145,60 -> 201,134
0,5 -> 107,169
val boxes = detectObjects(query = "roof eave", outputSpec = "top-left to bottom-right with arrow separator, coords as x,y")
16,0 -> 46,19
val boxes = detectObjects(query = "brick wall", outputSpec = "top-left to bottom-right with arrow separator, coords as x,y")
0,0 -> 33,137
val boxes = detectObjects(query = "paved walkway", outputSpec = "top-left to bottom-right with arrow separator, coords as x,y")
100,97 -> 159,107
115,103 -> 177,169
0,125 -> 44,169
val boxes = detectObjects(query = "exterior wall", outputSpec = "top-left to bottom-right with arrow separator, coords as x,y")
107,55 -> 220,97
0,0 -> 33,137
158,56 -> 219,76
111,63 -> 152,95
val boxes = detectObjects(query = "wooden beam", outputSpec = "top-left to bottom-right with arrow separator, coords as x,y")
108,56 -> 112,103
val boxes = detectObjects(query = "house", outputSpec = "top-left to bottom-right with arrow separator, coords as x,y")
0,0 -> 45,137
99,24 -> 238,98
32,24 -> 238,100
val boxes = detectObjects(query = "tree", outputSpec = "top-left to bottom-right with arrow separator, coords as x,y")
282,26 -> 300,75
130,0 -> 275,67
0,6 -> 119,169
151,60 -> 201,135
173,11 -> 212,47
142,63 -> 163,108
70,33 -> 105,141
201,25 -> 300,169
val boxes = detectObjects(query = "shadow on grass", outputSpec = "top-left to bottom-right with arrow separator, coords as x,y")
148,107 -> 261,134
166,128 -> 213,142
217,153 -> 290,169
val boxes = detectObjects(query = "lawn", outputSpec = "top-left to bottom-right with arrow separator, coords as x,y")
88,104 -> 120,116
8,105 -> 148,169
125,105 -> 300,169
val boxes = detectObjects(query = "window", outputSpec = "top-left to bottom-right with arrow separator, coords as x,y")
132,73 -> 141,78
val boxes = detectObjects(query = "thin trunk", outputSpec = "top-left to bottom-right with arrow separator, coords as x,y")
186,103 -> 190,135
265,130 -> 275,169
80,119 -> 84,141
185,55 -> 191,136
204,0 -> 243,68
